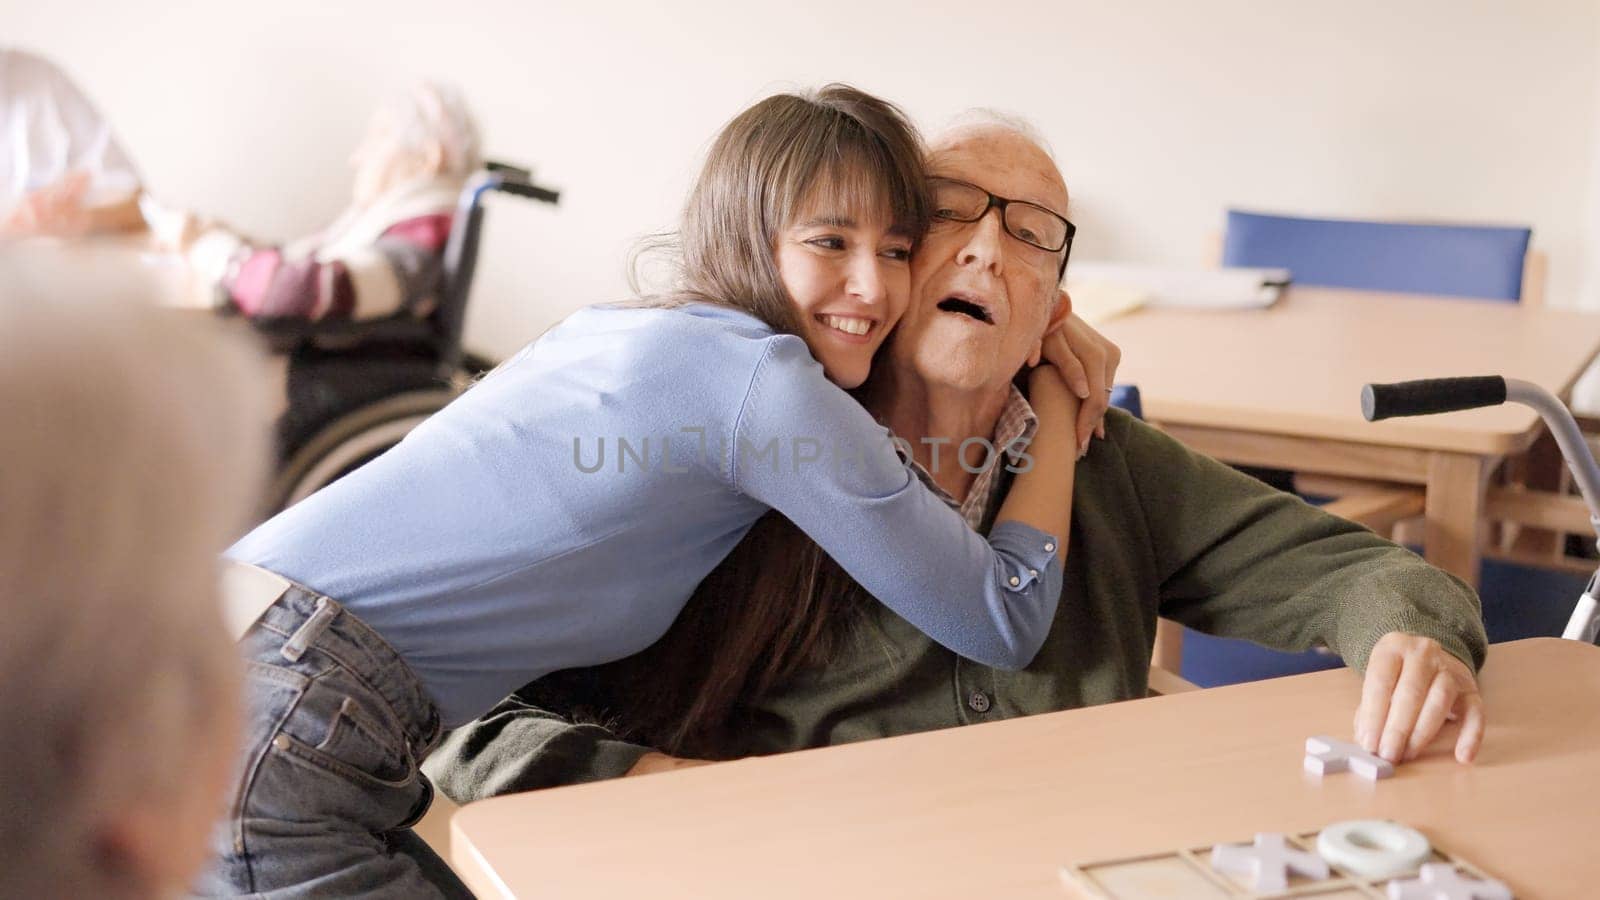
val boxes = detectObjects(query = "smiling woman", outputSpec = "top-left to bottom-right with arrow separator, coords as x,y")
637,83 -> 931,387
774,194 -> 914,386
209,83 -> 1081,897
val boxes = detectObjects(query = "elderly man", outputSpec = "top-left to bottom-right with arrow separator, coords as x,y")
427,117 -> 1487,798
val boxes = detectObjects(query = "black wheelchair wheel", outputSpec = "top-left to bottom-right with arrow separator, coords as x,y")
264,389 -> 457,514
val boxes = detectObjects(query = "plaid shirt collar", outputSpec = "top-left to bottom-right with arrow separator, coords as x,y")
899,384 -> 1039,530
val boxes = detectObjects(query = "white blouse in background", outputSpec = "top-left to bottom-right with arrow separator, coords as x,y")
0,48 -> 139,219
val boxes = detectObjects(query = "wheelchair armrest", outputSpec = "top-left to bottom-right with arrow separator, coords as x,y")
247,314 -> 439,355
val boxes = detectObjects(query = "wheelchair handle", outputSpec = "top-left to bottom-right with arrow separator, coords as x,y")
1361,376 -> 1507,422
485,161 -> 533,181
1363,376 -> 1600,515
1361,375 -> 1600,644
493,178 -> 560,205
1359,375 -> 1600,516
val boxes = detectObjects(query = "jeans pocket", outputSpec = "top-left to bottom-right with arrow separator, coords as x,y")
274,679 -> 418,791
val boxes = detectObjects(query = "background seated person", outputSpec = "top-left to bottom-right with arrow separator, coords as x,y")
426,116 -> 1488,799
1,47 -> 146,238
171,81 -> 480,322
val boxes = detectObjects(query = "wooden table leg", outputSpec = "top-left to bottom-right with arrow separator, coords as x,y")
1424,452 -> 1490,589
1151,618 -> 1184,674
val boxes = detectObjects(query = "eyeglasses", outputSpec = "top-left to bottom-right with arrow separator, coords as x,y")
929,177 -> 1076,277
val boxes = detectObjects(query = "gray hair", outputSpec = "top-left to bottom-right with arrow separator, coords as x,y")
375,80 -> 484,178
937,107 -> 1057,161
0,269 -> 270,897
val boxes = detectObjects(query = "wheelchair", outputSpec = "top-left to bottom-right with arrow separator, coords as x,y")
252,162 -> 558,514
1363,376 -> 1600,645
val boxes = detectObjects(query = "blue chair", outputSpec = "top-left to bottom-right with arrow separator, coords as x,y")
1222,210 -> 1533,302
1180,631 -> 1344,688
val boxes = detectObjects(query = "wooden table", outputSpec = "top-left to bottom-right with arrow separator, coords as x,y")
1096,287 -> 1600,587
451,638 -> 1600,898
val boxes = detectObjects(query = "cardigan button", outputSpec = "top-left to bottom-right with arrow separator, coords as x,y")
967,690 -> 992,713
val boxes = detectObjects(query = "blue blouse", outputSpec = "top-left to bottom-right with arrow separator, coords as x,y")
228,303 -> 1062,726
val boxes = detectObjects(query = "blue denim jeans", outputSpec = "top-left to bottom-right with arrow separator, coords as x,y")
195,585 -> 474,898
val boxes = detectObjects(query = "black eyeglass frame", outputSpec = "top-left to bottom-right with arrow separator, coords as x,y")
929,177 -> 1076,278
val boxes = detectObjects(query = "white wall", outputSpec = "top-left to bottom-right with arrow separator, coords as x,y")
1575,5 -> 1600,408
8,0 -> 1599,367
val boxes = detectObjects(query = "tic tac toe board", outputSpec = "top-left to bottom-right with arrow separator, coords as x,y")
1061,828 -> 1506,899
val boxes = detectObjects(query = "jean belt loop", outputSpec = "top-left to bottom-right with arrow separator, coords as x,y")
281,596 -> 338,663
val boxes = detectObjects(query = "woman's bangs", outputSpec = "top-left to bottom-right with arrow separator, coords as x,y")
804,146 -> 925,238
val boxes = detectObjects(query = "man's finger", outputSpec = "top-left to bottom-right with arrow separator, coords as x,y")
1454,692 -> 1486,764
1378,660 -> 1432,763
1355,647 -> 1402,752
1403,672 -> 1456,761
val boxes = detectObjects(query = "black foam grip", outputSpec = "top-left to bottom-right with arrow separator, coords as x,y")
1361,376 -> 1506,421
485,161 -> 532,180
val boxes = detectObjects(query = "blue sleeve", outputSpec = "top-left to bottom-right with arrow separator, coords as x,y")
726,337 -> 1063,670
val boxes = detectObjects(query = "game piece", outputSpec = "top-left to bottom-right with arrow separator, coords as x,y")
1209,832 -> 1330,891
1061,824 -> 1506,899
1386,863 -> 1512,899
1305,734 -> 1395,780
1317,820 -> 1432,879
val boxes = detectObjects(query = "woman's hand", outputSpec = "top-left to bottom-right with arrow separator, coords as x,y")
2,170 -> 91,238
1027,362 -> 1084,455
1036,301 -> 1123,456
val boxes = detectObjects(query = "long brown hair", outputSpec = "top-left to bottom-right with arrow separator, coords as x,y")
630,83 -> 932,337
571,510 -> 866,758
573,86 -> 933,756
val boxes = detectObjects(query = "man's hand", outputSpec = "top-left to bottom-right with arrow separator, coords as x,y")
1036,300 -> 1123,456
1354,632 -> 1485,765
625,751 -> 716,777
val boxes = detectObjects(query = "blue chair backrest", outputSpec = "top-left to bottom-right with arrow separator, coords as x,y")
1222,210 -> 1531,302
1108,384 -> 1142,420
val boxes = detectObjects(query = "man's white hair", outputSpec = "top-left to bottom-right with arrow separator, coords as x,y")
937,107 -> 1057,161
375,80 -> 484,178
0,271 -> 270,896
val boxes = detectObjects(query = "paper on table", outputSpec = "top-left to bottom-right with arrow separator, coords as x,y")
1067,262 -> 1290,314
1063,278 -> 1149,326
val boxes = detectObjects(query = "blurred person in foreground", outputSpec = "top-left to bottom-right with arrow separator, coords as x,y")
0,275 -> 270,898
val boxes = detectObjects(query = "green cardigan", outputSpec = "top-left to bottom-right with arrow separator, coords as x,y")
426,409 -> 1487,802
